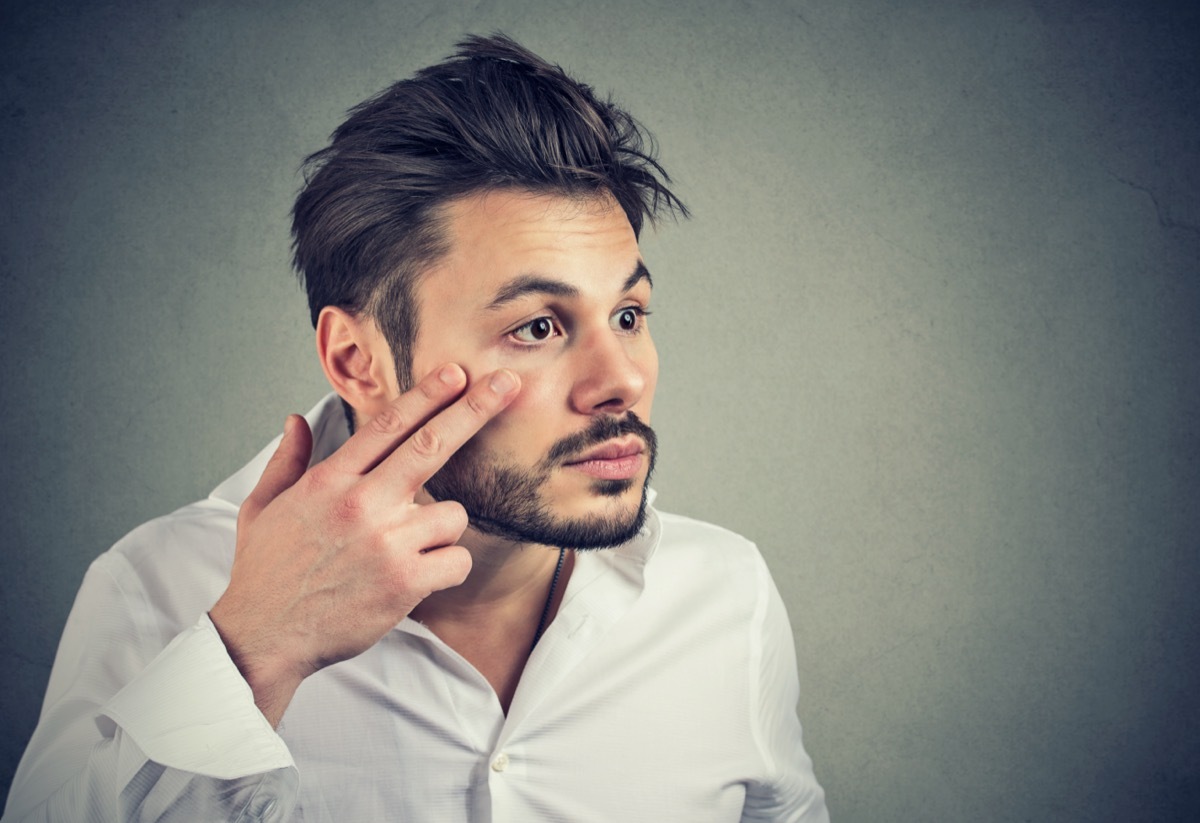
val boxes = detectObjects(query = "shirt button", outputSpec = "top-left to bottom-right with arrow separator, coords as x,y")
491,752 -> 510,772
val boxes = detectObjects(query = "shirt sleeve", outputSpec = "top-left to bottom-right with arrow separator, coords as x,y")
741,555 -> 830,823
2,554 -> 298,823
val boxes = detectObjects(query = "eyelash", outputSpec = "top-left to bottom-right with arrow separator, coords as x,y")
507,307 -> 652,346
615,306 -> 652,333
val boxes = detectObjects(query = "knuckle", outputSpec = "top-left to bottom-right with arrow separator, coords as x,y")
383,547 -> 412,578
384,555 -> 427,599
369,406 -> 406,436
464,390 -> 493,418
410,425 -> 443,458
332,488 -> 369,525
304,463 -> 333,492
363,526 -> 391,553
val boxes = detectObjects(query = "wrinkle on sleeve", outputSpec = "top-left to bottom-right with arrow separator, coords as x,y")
742,553 -> 829,823
4,552 -> 298,822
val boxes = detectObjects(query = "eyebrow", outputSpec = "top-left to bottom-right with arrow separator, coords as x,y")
484,261 -> 652,311
624,261 -> 652,292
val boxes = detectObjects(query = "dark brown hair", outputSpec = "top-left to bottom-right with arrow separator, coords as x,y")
291,33 -> 687,412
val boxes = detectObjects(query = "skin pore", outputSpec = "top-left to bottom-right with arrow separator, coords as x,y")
330,188 -> 659,709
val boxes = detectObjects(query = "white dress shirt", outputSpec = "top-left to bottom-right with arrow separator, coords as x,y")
4,394 -> 828,823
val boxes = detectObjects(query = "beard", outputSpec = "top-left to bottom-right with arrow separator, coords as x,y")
423,412 -> 657,550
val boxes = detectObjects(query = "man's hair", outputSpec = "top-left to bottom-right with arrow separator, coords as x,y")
291,33 -> 688,420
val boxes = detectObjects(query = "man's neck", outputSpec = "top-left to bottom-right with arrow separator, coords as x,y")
409,527 -> 573,713
410,527 -> 565,624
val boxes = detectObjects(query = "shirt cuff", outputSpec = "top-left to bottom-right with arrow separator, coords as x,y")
101,613 -> 295,780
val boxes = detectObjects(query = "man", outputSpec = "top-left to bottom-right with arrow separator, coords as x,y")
5,35 -> 828,822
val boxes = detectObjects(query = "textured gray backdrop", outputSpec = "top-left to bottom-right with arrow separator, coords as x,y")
2,1 -> 1198,820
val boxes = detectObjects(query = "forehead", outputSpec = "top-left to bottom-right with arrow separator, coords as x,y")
416,189 -> 643,311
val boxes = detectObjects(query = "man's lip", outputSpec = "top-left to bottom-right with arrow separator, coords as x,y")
563,437 -> 645,464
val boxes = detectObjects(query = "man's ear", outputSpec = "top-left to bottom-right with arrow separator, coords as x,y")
315,307 -> 400,420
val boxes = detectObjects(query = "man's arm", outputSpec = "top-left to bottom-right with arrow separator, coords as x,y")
741,555 -> 830,823
4,364 -> 521,821
3,558 -> 296,822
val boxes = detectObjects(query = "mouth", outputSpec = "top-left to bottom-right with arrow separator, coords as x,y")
562,436 -> 645,481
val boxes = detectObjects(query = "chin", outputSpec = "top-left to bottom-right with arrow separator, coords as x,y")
588,477 -> 638,498
466,476 -> 651,550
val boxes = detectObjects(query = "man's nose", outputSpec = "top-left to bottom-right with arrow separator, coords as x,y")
568,328 -> 649,416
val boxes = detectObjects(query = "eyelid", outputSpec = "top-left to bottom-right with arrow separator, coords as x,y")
505,303 -> 652,345
611,305 -> 652,333
507,313 -> 563,344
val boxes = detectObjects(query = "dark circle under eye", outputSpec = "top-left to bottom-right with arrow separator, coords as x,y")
618,309 -> 638,330
530,317 -> 553,339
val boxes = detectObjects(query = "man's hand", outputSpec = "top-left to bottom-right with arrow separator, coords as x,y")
208,364 -> 520,726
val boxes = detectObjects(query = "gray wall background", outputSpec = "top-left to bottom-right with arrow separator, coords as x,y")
2,0 -> 1197,819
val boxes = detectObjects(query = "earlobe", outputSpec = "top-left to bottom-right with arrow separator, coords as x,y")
316,307 -> 399,418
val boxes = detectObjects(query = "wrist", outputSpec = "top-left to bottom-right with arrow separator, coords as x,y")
208,605 -> 304,727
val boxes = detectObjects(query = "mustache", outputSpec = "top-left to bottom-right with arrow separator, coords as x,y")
541,412 -> 657,468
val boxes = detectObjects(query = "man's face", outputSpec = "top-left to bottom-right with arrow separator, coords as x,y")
410,189 -> 659,549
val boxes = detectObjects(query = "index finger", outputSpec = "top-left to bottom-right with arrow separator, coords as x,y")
374,368 -> 521,491
324,363 -> 470,476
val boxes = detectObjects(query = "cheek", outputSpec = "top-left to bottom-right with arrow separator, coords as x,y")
472,361 -> 565,445
638,344 -> 659,421
408,342 -> 499,393
496,363 -> 562,424
410,338 -> 566,448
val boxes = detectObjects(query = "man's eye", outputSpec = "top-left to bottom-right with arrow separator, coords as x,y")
612,307 -> 650,332
511,316 -> 558,343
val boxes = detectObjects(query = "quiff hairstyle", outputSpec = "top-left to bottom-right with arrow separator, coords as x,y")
291,33 -> 688,420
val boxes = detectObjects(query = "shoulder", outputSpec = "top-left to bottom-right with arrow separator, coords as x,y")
87,498 -> 238,636
645,507 -> 774,599
654,508 -> 759,552
652,508 -> 766,564
105,497 -> 237,570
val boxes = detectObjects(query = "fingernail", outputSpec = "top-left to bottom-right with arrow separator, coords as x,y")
489,370 -> 516,394
283,415 -> 295,436
439,364 -> 463,385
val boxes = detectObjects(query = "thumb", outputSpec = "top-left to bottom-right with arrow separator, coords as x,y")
240,415 -> 314,525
